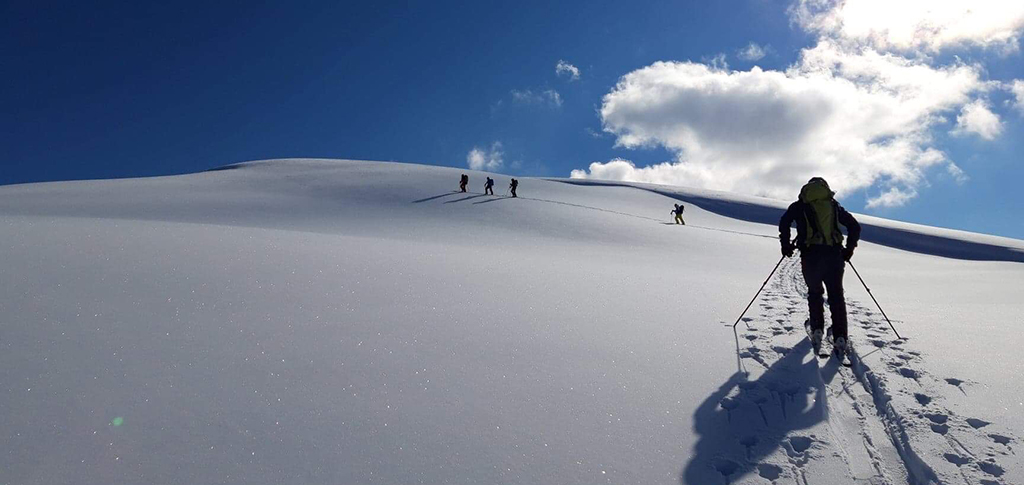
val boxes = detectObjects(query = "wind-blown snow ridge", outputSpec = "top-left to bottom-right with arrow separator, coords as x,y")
554,179 -> 1024,263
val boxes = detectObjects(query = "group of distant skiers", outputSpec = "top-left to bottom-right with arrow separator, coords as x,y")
459,174 -> 517,197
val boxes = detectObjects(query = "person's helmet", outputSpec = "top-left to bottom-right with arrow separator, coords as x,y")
807,177 -> 829,188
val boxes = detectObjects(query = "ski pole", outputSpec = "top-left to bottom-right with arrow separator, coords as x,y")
732,255 -> 786,328
847,262 -> 902,339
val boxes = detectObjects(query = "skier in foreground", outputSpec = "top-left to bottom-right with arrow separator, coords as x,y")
671,203 -> 685,225
779,177 -> 861,362
484,177 -> 495,195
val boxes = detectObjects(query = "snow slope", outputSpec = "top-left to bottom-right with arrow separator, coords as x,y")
1,159 -> 1021,484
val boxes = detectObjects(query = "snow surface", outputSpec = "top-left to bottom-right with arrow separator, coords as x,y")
1,158 -> 1022,484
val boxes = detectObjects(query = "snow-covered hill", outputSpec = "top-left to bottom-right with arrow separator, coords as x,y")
1,159 -> 1021,484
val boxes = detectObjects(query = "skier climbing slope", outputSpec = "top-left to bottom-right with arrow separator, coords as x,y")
779,177 -> 861,360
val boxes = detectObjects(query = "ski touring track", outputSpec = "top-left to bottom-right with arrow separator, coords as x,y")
724,256 -> 1018,484
428,190 -> 777,241
417,186 -> 1017,484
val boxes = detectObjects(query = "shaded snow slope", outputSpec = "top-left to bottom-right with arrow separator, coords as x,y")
557,179 -> 1024,263
1,159 -> 1021,484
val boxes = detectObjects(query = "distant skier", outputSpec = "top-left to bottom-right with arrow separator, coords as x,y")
509,178 -> 518,198
459,174 -> 469,193
671,203 -> 685,225
484,177 -> 495,195
779,177 -> 860,359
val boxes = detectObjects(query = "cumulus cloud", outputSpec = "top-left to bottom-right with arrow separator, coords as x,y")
579,47 -> 981,204
790,0 -> 1024,54
572,0 -> 1021,208
467,142 -> 504,171
1010,79 -> 1024,113
952,100 -> 1003,140
556,60 -> 581,81
511,88 -> 563,108
865,186 -> 916,209
737,42 -> 770,61
702,53 -> 729,71
947,162 -> 968,184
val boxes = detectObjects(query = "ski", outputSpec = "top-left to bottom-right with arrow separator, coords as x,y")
834,348 -> 852,367
805,320 -> 827,358
826,336 -> 853,367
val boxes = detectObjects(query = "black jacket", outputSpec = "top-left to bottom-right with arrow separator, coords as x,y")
779,200 -> 860,249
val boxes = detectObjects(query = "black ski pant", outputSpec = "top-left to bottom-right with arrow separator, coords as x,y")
510,187 -> 517,197
485,186 -> 493,195
801,245 -> 848,340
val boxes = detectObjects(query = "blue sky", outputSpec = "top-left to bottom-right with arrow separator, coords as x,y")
4,1 -> 1024,239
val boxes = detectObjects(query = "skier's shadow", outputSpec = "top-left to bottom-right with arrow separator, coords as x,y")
444,194 -> 487,204
411,192 -> 458,203
681,330 -> 835,484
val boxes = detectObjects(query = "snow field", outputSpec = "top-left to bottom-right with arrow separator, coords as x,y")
1,159 -> 1021,484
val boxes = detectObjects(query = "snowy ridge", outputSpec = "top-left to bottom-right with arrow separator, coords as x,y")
1,159 -> 1021,484
557,179 -> 1024,264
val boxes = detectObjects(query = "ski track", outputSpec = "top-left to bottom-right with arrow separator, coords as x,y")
446,191 -> 777,240
720,257 -> 1019,484
438,188 -> 1019,484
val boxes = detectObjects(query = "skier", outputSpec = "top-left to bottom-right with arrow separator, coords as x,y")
779,177 -> 860,360
671,203 -> 685,225
459,174 -> 469,193
509,178 -> 518,198
484,177 -> 495,195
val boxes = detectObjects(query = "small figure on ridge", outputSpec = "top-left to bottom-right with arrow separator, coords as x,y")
671,203 -> 685,225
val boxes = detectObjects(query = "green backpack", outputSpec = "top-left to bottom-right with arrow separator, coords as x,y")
799,178 -> 843,246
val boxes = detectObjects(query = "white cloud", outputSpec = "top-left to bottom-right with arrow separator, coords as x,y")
577,48 -> 982,204
947,162 -> 968,184
556,60 -> 581,81
702,53 -> 729,71
952,99 -> 1003,140
791,0 -> 1024,54
1010,79 -> 1024,113
572,1 -> 1022,208
737,42 -> 770,61
511,89 -> 563,108
865,186 -> 916,209
467,142 -> 505,171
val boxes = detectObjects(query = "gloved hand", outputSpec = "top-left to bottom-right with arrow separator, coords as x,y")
781,243 -> 795,258
842,246 -> 855,261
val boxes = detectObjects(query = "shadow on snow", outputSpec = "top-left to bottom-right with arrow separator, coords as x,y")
681,333 -> 838,484
411,192 -> 459,204
443,194 -> 487,204
554,179 -> 1024,263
